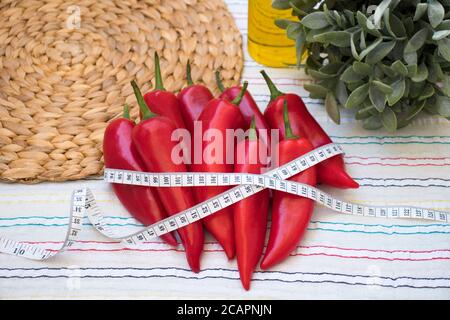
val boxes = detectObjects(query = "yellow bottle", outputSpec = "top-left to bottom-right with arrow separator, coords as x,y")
247,0 -> 297,67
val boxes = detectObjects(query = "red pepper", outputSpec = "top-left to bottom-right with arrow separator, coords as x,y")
103,105 -> 177,246
131,81 -> 204,273
177,61 -> 214,134
216,71 -> 271,145
141,53 -> 186,129
261,70 -> 359,189
260,101 -> 317,270
190,83 -> 248,259
233,119 -> 269,290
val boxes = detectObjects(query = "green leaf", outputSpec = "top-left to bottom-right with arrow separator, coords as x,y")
430,55 -> 445,79
390,40 -> 404,60
359,38 -> 383,60
366,41 -> 396,64
403,16 -> 414,36
335,80 -> 348,106
438,38 -> 450,62
313,31 -> 351,47
410,81 -> 426,98
318,78 -> 338,90
289,2 -> 308,17
325,92 -> 340,124
404,28 -> 429,54
413,3 -> 428,21
369,84 -> 386,112
356,106 -> 376,120
408,82 -> 424,100
295,33 -> 305,67
436,95 -> 450,117
323,5 -> 337,26
405,99 -> 426,121
347,81 -> 365,92
387,78 -> 406,106
345,83 -> 370,108
341,66 -> 366,83
411,62 -> 428,82
373,0 -> 391,28
404,51 -> 418,65
320,62 -> 344,75
404,78 -> 411,97
356,11 -> 381,37
363,115 -> 383,130
391,60 -> 408,76
444,76 -> 450,96
272,0 -> 291,10
301,12 -> 330,29
407,64 -> 418,78
343,9 -> 356,26
428,0 -> 445,28
432,30 -> 450,41
286,22 -> 302,40
304,83 -> 329,98
378,63 -> 396,78
307,69 -> 336,79
274,19 -> 292,29
352,61 -> 372,75
396,116 -> 413,129
305,26 -> 334,42
419,84 -> 435,101
381,107 -> 397,132
384,12 -> 406,39
360,30 -> 366,49
332,11 -> 345,29
350,33 -> 360,60
437,19 -> 450,31
424,96 -> 439,114
309,93 -> 326,99
372,80 -> 393,94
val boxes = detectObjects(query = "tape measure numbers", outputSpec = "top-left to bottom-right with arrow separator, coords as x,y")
1,143 -> 449,261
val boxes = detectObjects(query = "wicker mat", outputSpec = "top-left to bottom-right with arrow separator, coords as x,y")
0,0 -> 243,183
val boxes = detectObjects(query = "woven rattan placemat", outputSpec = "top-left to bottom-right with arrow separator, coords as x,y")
0,0 -> 243,183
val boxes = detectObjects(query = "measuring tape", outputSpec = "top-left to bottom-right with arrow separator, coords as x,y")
1,143 -> 449,261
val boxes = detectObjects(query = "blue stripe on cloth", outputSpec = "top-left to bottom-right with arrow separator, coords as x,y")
1,267 -> 448,280
2,216 -> 449,228
1,222 -> 450,235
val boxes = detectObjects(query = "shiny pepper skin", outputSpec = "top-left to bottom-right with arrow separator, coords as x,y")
261,70 -> 359,189
131,81 -> 204,273
103,106 -> 177,246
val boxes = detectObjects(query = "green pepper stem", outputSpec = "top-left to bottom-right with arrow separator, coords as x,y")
215,70 -> 225,92
123,104 -> 130,119
186,60 -> 194,86
130,80 -> 157,120
283,100 -> 298,140
231,81 -> 248,106
260,70 -> 284,102
248,117 -> 257,141
154,52 -> 165,91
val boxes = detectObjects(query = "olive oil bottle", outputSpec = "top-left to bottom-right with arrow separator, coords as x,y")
247,0 -> 297,67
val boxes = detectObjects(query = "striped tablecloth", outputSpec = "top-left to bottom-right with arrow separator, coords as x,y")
1,0 -> 450,299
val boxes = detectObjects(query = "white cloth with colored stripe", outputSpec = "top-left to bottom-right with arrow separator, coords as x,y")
1,0 -> 450,299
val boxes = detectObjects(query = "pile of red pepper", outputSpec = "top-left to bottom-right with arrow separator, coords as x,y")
103,54 -> 359,290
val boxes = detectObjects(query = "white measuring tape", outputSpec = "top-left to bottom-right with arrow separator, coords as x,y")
1,143 -> 449,261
